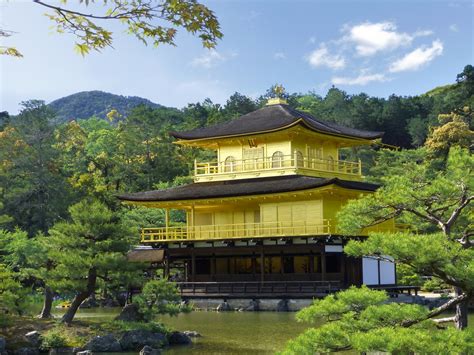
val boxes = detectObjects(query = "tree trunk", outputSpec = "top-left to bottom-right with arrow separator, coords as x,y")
454,287 -> 469,329
38,286 -> 54,319
61,268 -> 97,324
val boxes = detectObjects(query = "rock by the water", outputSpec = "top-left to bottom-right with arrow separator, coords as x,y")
119,330 -> 167,351
216,301 -> 232,312
24,331 -> 41,348
101,298 -> 120,308
75,351 -> 92,355
139,345 -> 161,355
168,332 -> 192,345
48,348 -> 74,354
244,299 -> 259,311
115,303 -> 144,322
0,337 -> 5,352
14,348 -> 39,355
84,334 -> 121,352
183,331 -> 201,338
277,299 -> 289,312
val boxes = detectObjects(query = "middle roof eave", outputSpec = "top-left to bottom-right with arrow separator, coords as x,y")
117,175 -> 379,203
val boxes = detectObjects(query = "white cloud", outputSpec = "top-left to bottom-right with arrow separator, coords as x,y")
331,72 -> 388,86
344,21 -> 413,56
308,36 -> 316,44
389,40 -> 443,73
273,52 -> 286,60
306,45 -> 346,70
190,50 -> 236,68
449,24 -> 459,32
413,30 -> 434,37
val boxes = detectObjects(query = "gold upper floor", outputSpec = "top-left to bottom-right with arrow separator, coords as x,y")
180,126 -> 371,183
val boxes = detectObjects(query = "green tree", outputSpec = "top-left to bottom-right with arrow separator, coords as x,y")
0,229 -> 54,318
223,92 -> 258,119
47,199 -> 135,324
425,108 -> 473,156
283,286 -> 474,354
4,0 -> 221,57
135,279 -> 189,321
0,100 -> 72,235
0,263 -> 26,317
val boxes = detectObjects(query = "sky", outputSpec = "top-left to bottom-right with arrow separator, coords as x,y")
0,0 -> 473,114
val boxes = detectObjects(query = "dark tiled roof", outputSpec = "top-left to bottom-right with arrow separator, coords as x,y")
171,104 -> 384,140
118,175 -> 379,202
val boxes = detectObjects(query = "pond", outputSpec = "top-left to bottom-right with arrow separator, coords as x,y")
53,307 -> 474,354
52,308 -> 309,353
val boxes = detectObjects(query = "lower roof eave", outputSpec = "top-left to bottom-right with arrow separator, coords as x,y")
117,175 -> 379,206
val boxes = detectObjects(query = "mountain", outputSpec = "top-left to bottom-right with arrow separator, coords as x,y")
423,83 -> 457,97
48,90 -> 164,122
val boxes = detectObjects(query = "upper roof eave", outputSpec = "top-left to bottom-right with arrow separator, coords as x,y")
170,104 -> 384,142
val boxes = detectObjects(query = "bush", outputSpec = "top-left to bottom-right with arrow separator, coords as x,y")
135,279 -> 191,322
40,328 -> 68,350
396,264 -> 423,286
422,278 -> 450,292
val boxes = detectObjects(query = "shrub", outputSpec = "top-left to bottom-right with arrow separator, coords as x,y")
135,279 -> 191,322
422,278 -> 450,292
40,328 -> 68,350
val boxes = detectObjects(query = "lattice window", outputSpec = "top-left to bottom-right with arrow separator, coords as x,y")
271,151 -> 284,168
224,156 -> 236,172
243,147 -> 264,170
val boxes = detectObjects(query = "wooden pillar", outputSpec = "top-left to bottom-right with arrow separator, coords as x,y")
191,251 -> 196,282
280,251 -> 284,276
341,253 -> 347,286
211,254 -> 216,281
191,205 -> 195,238
260,249 -> 264,283
321,248 -> 326,281
165,208 -> 169,237
165,257 -> 170,279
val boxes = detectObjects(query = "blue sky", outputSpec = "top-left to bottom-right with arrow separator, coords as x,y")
1,0 -> 472,114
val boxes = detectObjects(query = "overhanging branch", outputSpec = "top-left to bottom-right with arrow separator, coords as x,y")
402,293 -> 469,327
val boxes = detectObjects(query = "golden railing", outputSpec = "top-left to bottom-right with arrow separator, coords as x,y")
194,154 -> 361,177
141,220 -> 332,243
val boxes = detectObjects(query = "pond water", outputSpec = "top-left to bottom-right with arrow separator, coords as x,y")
52,308 -> 474,354
52,308 -> 309,354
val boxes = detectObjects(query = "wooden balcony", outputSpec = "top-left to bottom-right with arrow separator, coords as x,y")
140,220 -> 407,243
141,220 -> 332,243
176,281 -> 342,299
194,154 -> 362,182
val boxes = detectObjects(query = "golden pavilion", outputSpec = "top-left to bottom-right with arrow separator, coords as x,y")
119,90 -> 397,298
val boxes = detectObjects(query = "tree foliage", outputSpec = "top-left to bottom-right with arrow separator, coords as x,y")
0,263 -> 26,316
135,279 -> 189,321
425,108 -> 473,156
47,199 -> 135,323
3,0 -> 222,57
283,287 -> 474,355
0,101 -> 72,235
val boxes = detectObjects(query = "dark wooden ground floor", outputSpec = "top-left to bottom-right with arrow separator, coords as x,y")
160,243 -> 363,287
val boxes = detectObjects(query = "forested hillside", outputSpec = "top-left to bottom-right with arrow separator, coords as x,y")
48,90 -> 164,122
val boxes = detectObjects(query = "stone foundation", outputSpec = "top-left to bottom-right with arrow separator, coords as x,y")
189,298 -> 313,312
